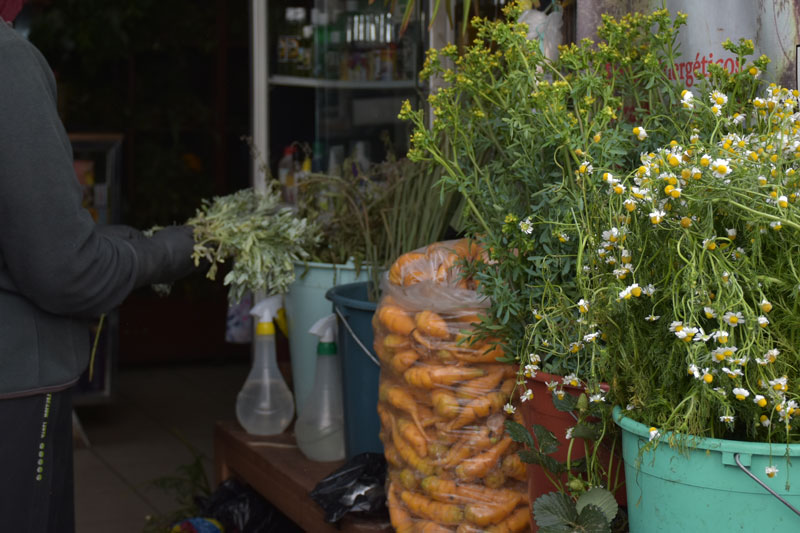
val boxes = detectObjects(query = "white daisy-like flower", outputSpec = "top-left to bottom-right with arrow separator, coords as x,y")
583,332 -> 601,343
563,373 -> 580,387
545,380 -> 559,392
753,394 -> 767,407
722,311 -> 744,327
769,376 -> 788,391
688,364 -> 700,378
681,89 -> 694,109
577,299 -> 590,313
626,403 -> 636,411
520,388 -> 534,402
712,330 -> 730,343
669,321 -> 684,332
642,284 -> 656,296
503,403 -> 516,414
565,427 -> 574,440
757,316 -> 769,328
602,227 -> 621,243
523,364 -> 539,378
766,465 -> 779,478
732,387 -> 750,400
649,427 -> 660,441
710,90 -> 728,106
589,393 -> 605,403
760,299 -> 773,313
711,158 -> 732,178
693,328 -> 712,342
577,161 -> 593,175
732,113 -> 746,125
704,306 -> 717,319
777,195 -> 789,208
649,209 -> 665,224
719,415 -> 735,423
726,228 -> 737,239
722,367 -> 744,378
519,218 -> 534,234
529,353 -> 542,364
645,314 -> 660,322
633,126 -> 647,140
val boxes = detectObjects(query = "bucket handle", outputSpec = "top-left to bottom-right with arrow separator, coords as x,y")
734,453 -> 800,517
334,305 -> 381,368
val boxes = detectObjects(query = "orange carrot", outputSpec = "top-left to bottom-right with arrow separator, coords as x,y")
415,310 -> 450,339
400,490 -> 464,525
421,476 -> 523,506
449,344 -> 506,364
447,387 -> 510,431
399,468 -> 419,490
377,403 -> 394,433
413,329 -> 441,352
384,443 -> 404,469
501,453 -> 527,482
486,506 -> 531,533
398,417 -> 429,456
456,525 -> 484,533
457,369 -> 506,399
436,427 -> 493,468
465,492 -> 523,526
419,521 -> 454,533
379,305 -> 416,336
384,333 -> 411,350
387,483 -> 414,533
455,436 -> 513,482
431,389 -> 462,419
391,349 -> 421,375
389,252 -> 425,285
483,469 -> 507,489
404,364 -> 485,389
380,383 -> 425,435
391,417 -> 434,475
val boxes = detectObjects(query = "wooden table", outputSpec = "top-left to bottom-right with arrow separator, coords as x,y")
214,421 -> 392,533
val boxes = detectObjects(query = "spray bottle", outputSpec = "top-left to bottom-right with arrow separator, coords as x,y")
236,295 -> 295,435
294,314 -> 345,461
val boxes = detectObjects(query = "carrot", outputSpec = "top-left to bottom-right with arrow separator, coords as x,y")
449,344 -> 506,364
451,238 -> 482,260
400,490 -> 464,525
377,403 -> 394,433
421,476 -> 523,506
389,252 -> 425,285
379,383 -> 425,435
486,506 -> 531,533
447,385 -> 512,431
457,369 -> 506,399
419,521 -> 454,533
455,436 -> 513,482
404,364 -> 485,389
374,338 -> 393,365
391,349 -> 421,375
379,305 -> 416,336
399,468 -> 419,490
415,310 -> 450,339
456,525 -> 484,533
387,483 -> 415,533
413,329 -> 441,353
398,417 -> 429,456
483,469 -> 507,489
384,333 -> 412,350
436,427 -> 493,468
465,492 -> 523,526
501,453 -> 527,482
384,443 -> 404,469
404,269 -> 433,286
431,389 -> 462,419
391,417 -> 434,475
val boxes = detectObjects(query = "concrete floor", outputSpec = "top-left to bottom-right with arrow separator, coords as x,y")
73,361 -> 249,533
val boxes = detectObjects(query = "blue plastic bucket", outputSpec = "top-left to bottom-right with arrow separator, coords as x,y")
613,406 -> 800,532
285,261 -> 370,416
325,282 -> 383,458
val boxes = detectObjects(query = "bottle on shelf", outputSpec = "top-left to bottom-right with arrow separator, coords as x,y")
278,7 -> 304,76
277,145 -> 296,204
236,296 -> 295,436
295,314 -> 346,462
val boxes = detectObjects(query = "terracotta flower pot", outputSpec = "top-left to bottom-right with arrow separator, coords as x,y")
521,371 -> 626,531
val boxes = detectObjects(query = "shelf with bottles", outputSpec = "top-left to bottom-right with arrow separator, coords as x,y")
269,74 -> 417,90
272,0 -> 420,84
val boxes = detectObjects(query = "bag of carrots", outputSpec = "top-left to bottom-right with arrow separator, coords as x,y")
374,238 -> 530,533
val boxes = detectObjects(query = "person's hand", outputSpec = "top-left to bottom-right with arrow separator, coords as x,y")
131,225 -> 198,288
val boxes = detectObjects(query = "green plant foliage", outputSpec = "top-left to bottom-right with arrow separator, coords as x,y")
188,185 -> 320,302
533,492 -> 612,533
576,487 -> 618,523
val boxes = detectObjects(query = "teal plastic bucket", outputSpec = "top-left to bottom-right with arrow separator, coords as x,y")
613,406 -> 800,532
285,261 -> 370,416
325,282 -> 383,458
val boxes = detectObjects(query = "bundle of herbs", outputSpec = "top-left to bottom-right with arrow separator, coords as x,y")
188,183 -> 320,303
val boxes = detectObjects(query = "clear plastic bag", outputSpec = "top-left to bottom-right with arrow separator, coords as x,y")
374,239 -> 530,532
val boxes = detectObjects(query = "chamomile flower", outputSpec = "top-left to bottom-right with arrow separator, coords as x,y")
623,198 -> 637,212
563,373 -> 580,387
577,299 -> 590,313
702,368 -> 714,383
523,364 -> 539,378
766,465 -> 779,478
681,89 -> 694,109
645,314 -> 660,322
769,376 -> 788,391
642,284 -> 656,296
770,220 -> 783,231
711,105 -> 722,116
699,153 -> 712,167
519,218 -> 534,234
688,364 -> 701,378
520,388 -> 534,402
583,332 -> 601,343
711,158 -> 732,178
713,330 -> 730,343
669,321 -> 684,332
719,414 -> 735,423
723,311 -> 744,327
503,403 -> 516,414
758,316 -> 770,328
649,427 -> 660,441
753,394 -> 768,407
649,210 -> 665,224
710,90 -> 728,106
732,387 -> 750,400
633,126 -> 648,140
723,366 -> 744,378
578,161 -> 593,175
726,228 -> 737,239
626,403 -> 636,411
589,393 -> 605,403
761,415 -> 771,427
760,299 -> 773,313
704,306 -> 717,319
565,427 -> 574,440
778,195 -> 789,208
545,380 -> 559,392
602,227 -> 621,242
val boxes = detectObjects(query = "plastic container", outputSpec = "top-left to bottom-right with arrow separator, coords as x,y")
285,260 -> 370,416
613,406 -> 800,532
295,314 -> 346,462
236,296 -> 295,436
325,281 -> 382,458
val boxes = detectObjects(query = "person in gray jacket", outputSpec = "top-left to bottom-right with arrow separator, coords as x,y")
0,3 -> 199,531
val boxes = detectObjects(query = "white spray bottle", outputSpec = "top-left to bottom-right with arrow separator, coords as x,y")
294,314 -> 345,461
236,294 -> 295,435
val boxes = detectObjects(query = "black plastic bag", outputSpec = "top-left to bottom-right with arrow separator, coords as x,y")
309,452 -> 388,523
197,478 -> 303,533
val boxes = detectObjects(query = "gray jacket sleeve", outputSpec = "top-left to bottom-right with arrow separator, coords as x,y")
0,31 -> 189,318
